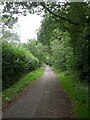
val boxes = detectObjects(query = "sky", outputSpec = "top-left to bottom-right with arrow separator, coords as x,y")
15,13 -> 43,43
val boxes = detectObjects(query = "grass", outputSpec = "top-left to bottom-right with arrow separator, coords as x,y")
55,70 -> 88,118
2,66 -> 44,103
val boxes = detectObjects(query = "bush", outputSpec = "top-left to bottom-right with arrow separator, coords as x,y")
2,42 -> 40,90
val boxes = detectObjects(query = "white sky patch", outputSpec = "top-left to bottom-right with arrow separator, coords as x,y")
17,13 -> 43,43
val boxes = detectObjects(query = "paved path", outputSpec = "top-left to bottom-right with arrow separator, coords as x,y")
3,66 -> 74,118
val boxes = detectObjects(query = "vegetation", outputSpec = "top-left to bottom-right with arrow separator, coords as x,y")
1,2 -> 89,118
22,39 -> 46,65
55,70 -> 88,118
1,2 -> 90,82
2,41 -> 40,90
2,67 -> 44,103
37,2 -> 90,82
37,2 -> 89,117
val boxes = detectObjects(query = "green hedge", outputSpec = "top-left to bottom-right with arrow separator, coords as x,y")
2,42 -> 40,90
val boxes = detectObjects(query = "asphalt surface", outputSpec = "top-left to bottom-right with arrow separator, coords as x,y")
3,66 -> 74,118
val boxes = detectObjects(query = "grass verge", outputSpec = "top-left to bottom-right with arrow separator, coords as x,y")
2,66 -> 44,103
55,70 -> 88,118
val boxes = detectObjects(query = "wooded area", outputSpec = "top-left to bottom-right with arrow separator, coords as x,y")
1,2 -> 89,118
1,2 -> 89,89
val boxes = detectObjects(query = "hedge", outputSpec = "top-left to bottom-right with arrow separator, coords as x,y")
2,42 -> 40,90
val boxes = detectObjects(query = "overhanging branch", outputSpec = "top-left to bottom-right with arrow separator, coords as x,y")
40,2 -> 82,26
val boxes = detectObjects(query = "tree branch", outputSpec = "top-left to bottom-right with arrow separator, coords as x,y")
40,2 -> 82,26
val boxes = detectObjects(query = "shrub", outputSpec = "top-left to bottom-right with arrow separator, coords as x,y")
2,42 -> 40,90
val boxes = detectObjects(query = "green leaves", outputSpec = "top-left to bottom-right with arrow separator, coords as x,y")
2,41 -> 40,91
37,2 -> 90,82
23,39 -> 46,64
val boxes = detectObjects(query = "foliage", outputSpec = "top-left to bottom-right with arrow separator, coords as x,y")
2,30 -> 20,45
1,2 -> 89,117
2,2 -> 90,81
2,41 -> 40,90
22,39 -> 52,65
2,2 -> 89,26
23,39 -> 45,63
2,66 -> 44,103
37,2 -> 90,82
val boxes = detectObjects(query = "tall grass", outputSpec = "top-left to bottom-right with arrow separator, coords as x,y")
57,71 -> 88,118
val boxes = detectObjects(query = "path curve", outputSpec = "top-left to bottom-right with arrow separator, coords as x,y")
3,66 -> 74,118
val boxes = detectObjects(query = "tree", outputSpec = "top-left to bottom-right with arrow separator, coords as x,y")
22,39 -> 45,64
2,2 -> 90,81
2,2 -> 90,26
37,2 -> 90,82
2,30 -> 20,45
